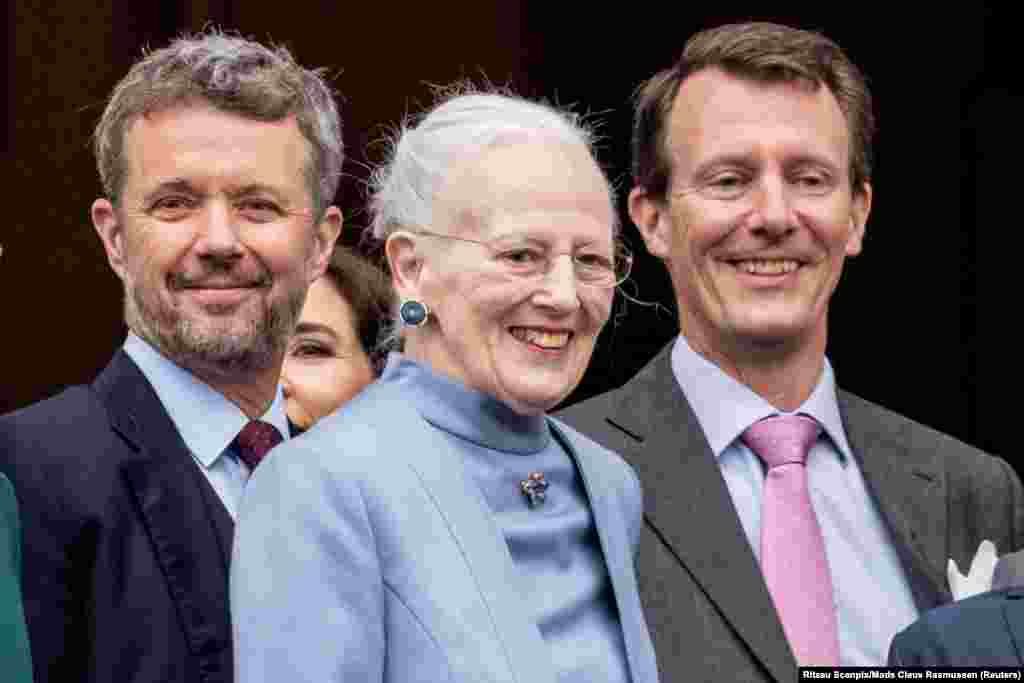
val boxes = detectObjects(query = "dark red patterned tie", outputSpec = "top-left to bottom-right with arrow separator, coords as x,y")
234,421 -> 284,471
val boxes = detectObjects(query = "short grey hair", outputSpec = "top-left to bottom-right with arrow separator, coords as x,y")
368,86 -> 614,239
94,29 -> 343,215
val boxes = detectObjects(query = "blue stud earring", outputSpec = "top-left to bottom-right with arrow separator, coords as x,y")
399,299 -> 430,327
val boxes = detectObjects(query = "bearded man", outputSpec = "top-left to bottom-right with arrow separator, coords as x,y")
0,31 -> 342,683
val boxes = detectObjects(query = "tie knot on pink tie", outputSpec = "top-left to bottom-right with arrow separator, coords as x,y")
741,414 -> 820,469
235,420 -> 283,471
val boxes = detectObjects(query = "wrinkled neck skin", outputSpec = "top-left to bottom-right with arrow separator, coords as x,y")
151,338 -> 285,420
192,364 -> 282,420
681,319 -> 827,413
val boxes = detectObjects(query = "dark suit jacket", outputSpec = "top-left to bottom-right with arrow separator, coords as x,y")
0,472 -> 32,683
556,343 -> 1024,683
888,588 -> 1024,666
0,351 -> 236,683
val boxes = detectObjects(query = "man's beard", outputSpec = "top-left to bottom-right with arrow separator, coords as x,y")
124,278 -> 305,377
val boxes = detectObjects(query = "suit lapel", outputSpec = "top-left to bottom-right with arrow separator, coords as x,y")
605,347 -> 796,682
95,352 -> 233,667
393,391 -> 554,683
191,462 -> 235,569
838,391 -> 948,608
549,422 -> 658,683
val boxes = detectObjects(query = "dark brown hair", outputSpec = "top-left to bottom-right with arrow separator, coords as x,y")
633,22 -> 874,199
322,246 -> 393,371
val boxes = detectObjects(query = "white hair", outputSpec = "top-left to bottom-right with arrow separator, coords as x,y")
366,88 -> 616,354
368,89 -> 614,238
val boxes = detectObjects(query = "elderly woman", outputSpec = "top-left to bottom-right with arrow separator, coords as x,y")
281,245 -> 391,432
231,90 -> 658,683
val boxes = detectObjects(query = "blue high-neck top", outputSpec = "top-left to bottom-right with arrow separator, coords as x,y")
385,354 -> 630,682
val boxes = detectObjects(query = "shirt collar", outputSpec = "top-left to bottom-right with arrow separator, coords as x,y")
123,334 -> 290,468
380,352 -> 550,455
670,334 -> 853,464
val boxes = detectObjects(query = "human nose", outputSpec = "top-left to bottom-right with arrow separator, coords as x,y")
194,199 -> 244,258
534,254 -> 580,312
748,176 -> 795,237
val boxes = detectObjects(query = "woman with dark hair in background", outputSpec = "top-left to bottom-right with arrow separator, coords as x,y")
281,245 -> 392,432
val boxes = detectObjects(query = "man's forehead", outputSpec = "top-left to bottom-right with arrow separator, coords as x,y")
126,102 -> 302,135
121,105 -> 311,193
667,68 -> 851,158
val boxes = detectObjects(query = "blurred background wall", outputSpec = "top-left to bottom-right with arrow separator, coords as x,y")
6,3 -> 1015,464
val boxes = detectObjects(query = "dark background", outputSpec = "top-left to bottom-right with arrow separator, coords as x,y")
6,3 -> 1017,464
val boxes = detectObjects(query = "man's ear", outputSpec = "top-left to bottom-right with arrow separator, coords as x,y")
384,230 -> 426,301
309,206 -> 343,282
628,186 -> 672,259
92,198 -> 129,281
846,181 -> 872,257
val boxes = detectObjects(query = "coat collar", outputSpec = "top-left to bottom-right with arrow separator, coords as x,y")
836,390 -> 947,607
122,334 -> 290,469
373,377 -> 655,683
382,384 -> 554,683
603,344 -> 797,682
93,351 -> 234,670
549,420 -> 659,683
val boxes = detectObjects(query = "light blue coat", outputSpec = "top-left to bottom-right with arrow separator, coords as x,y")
231,379 -> 658,683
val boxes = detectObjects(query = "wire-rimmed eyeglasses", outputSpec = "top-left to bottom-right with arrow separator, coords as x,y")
414,230 -> 632,288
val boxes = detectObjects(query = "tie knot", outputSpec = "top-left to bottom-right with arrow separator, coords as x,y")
235,420 -> 283,471
741,414 -> 820,469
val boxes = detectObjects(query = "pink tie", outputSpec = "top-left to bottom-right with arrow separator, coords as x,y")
235,420 -> 284,472
742,415 -> 840,667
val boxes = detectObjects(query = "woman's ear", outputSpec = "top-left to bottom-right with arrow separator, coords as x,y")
384,230 -> 425,300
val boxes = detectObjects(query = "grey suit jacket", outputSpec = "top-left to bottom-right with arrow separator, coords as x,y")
232,379 -> 658,683
556,343 -> 1024,682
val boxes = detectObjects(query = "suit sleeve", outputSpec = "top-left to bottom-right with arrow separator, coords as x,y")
887,624 -> 924,666
887,609 -> 970,667
231,439 -> 385,683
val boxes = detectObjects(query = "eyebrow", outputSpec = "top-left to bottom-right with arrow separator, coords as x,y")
489,230 -> 611,247
141,179 -> 197,204
691,152 -> 841,179
783,154 -> 842,173
293,322 -> 341,341
225,183 -> 290,200
141,180 -> 292,205
692,154 -> 757,176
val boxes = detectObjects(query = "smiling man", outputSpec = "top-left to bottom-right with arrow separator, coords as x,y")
0,32 -> 341,683
557,21 -> 1024,681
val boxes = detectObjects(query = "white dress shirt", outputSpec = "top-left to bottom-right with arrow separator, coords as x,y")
123,334 -> 290,519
